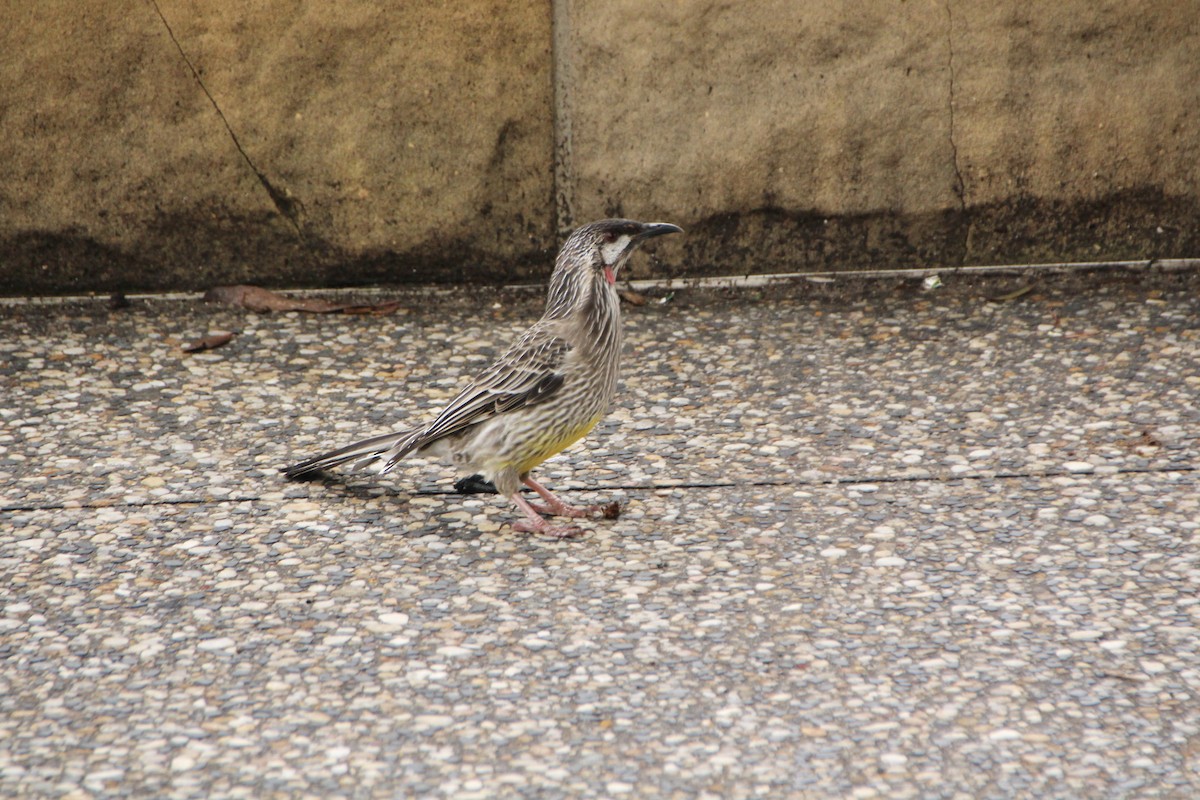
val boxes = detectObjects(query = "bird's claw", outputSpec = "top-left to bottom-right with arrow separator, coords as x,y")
528,500 -> 621,520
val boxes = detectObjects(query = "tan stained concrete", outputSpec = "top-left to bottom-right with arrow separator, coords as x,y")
1,0 -> 1197,293
561,0 -> 1200,277
0,0 -> 554,293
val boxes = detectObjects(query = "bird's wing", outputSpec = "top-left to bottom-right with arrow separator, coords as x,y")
412,325 -> 572,447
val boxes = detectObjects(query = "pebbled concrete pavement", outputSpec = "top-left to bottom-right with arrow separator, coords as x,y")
2,269 -> 1198,798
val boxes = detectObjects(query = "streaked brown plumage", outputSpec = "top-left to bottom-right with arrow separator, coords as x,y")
283,219 -> 683,537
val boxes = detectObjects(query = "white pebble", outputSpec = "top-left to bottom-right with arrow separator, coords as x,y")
412,714 -> 454,731
170,755 -> 196,772
436,646 -> 475,658
197,637 -> 235,651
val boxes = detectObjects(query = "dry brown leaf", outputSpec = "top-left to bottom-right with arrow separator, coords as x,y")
204,285 -> 341,313
182,331 -> 236,352
618,288 -> 647,306
205,285 -> 405,315
339,300 -> 404,316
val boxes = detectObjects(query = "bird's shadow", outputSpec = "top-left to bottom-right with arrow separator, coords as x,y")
285,470 -> 497,497
282,471 -> 612,546
282,471 -> 520,542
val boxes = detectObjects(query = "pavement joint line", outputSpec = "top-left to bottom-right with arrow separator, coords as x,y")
3,258 -> 1197,306
3,464 -> 1194,515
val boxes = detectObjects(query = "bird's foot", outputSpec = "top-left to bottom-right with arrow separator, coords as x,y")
512,518 -> 587,539
527,499 -> 620,520
510,492 -> 588,539
510,480 -> 619,537
521,476 -> 621,520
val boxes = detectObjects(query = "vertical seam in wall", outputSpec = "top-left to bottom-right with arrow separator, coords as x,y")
551,0 -> 574,237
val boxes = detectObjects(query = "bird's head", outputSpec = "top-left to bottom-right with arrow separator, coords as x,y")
561,219 -> 683,285
545,218 -> 682,319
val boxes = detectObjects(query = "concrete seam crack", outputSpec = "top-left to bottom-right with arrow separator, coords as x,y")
945,0 -> 968,226
4,465 -> 1195,514
147,0 -> 305,237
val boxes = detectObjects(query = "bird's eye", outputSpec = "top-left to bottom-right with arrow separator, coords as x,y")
601,231 -> 618,244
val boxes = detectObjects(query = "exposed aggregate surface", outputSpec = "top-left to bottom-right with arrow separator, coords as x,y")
2,269 -> 1199,798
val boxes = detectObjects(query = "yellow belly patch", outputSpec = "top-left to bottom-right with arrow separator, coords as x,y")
512,413 -> 603,475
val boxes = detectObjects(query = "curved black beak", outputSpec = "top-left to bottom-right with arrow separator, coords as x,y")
635,222 -> 684,241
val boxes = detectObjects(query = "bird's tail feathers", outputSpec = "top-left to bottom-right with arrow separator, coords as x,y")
282,429 -> 421,480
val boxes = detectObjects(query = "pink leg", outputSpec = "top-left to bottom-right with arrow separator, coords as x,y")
522,476 -> 620,521
509,492 -> 585,539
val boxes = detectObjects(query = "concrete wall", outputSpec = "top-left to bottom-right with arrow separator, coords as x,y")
2,0 -> 1197,294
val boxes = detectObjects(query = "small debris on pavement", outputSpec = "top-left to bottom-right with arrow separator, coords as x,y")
987,283 -> 1037,302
